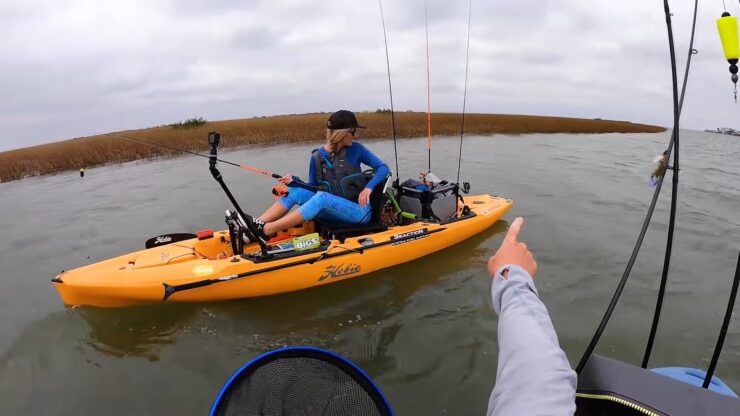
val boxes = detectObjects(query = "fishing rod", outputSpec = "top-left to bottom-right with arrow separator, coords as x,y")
641,0 -> 698,370
118,135 -> 280,178
424,0 -> 432,172
456,0 -> 473,184
703,250 -> 740,389
378,0 -> 400,181
116,135 -> 316,193
576,0 -> 695,374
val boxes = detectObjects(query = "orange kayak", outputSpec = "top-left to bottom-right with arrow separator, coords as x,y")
52,194 -> 512,308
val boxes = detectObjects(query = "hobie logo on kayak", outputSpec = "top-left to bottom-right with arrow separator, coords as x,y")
318,263 -> 361,281
192,264 -> 214,277
155,236 -> 172,244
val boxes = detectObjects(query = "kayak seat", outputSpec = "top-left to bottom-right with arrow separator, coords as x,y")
316,174 -> 390,242
318,222 -> 388,243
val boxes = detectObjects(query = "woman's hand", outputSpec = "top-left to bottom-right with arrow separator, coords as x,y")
358,188 -> 372,207
279,175 -> 293,185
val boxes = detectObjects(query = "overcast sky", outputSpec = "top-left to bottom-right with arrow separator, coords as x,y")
1,0 -> 738,151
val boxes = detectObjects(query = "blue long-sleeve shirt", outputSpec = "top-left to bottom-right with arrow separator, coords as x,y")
307,143 -> 390,190
488,265 -> 577,416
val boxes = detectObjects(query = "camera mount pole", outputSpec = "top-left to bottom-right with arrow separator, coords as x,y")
208,132 -> 268,257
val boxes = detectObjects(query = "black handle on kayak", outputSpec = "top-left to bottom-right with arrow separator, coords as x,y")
163,281 -> 213,301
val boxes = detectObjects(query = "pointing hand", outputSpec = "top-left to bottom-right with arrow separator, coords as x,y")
487,217 -> 538,279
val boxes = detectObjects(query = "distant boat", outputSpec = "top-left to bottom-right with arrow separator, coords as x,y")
704,127 -> 740,136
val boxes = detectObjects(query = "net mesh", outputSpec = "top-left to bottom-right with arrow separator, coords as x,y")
215,356 -> 384,416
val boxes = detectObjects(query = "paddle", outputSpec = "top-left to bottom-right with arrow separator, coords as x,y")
145,233 -> 197,249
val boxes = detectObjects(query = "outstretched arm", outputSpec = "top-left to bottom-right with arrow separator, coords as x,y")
487,217 -> 577,416
356,143 -> 390,189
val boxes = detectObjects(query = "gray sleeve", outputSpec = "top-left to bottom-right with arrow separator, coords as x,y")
487,265 -> 577,416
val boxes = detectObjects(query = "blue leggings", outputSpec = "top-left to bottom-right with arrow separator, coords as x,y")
279,187 -> 372,224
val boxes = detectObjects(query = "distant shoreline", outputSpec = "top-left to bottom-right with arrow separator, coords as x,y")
0,112 -> 664,183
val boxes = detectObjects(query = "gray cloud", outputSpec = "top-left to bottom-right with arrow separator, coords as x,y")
0,0 -> 737,151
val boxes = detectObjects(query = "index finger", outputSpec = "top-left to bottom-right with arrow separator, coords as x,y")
505,217 -> 524,242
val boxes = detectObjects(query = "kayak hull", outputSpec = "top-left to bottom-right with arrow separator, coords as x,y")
53,194 -> 512,307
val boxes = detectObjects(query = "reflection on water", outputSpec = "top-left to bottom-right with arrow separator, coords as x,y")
78,304 -> 198,361
1,131 -> 739,415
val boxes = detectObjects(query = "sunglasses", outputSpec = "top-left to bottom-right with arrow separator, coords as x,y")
349,129 -> 357,136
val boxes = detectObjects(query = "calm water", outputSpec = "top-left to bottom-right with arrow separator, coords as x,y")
0,131 -> 738,415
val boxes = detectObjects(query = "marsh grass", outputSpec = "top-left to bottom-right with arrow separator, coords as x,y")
0,112 -> 664,182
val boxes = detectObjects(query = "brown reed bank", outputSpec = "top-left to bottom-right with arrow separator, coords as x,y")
0,112 -> 664,183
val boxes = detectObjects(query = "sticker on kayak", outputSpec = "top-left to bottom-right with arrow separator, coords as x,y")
293,233 -> 321,252
318,263 -> 361,281
390,228 -> 429,246
192,264 -> 214,277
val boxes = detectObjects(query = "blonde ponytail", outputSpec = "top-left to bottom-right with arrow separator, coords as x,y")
325,128 -> 351,159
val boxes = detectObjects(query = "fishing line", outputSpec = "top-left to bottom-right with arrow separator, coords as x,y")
116,135 -> 316,197
576,0 -> 696,374
378,0 -> 400,180
424,0 -> 432,172
117,135 -> 281,179
456,0 -> 473,184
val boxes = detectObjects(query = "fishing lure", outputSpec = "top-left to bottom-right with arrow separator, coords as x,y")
650,151 -> 669,187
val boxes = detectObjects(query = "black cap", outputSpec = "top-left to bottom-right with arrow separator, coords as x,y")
327,110 -> 366,130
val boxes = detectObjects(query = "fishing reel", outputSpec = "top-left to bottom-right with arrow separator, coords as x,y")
458,182 -> 471,217
272,183 -> 288,199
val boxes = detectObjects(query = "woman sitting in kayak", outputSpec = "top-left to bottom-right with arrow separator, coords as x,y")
249,110 -> 390,242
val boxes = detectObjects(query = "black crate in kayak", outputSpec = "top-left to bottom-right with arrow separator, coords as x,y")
398,179 -> 458,221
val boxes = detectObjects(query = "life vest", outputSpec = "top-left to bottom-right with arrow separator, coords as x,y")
311,147 -> 368,203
